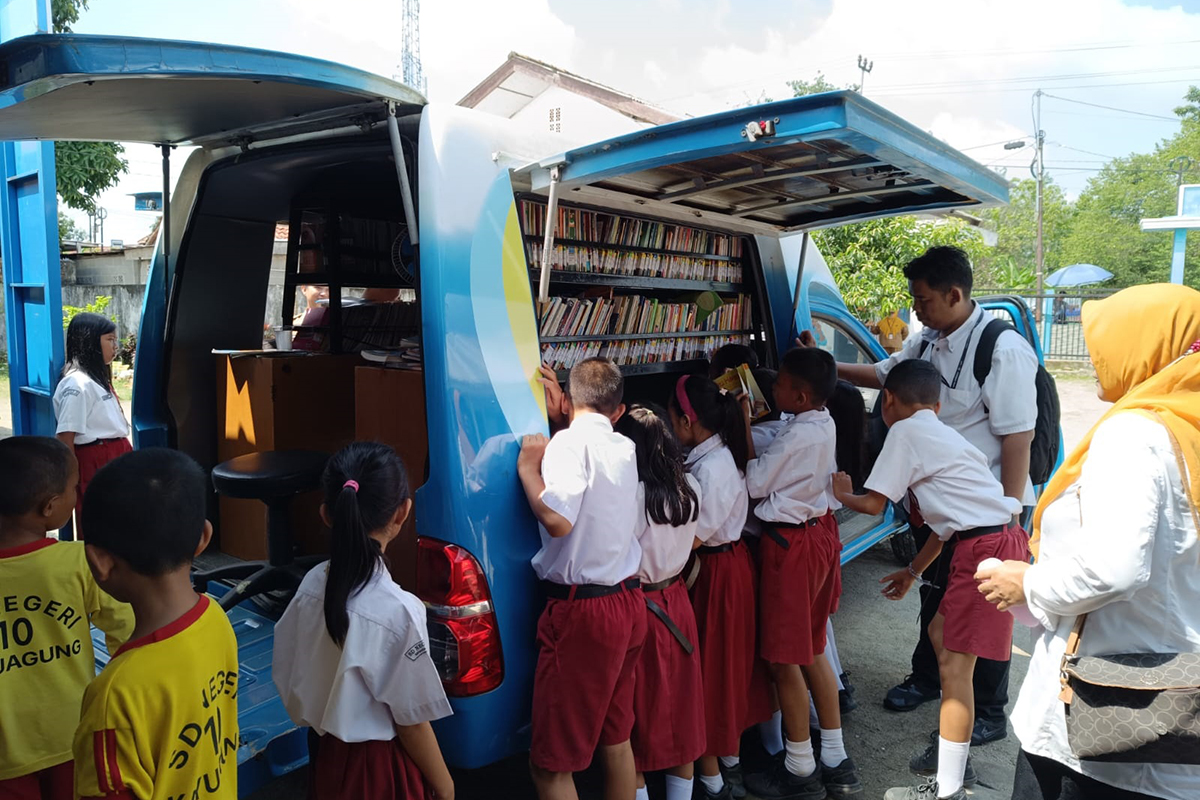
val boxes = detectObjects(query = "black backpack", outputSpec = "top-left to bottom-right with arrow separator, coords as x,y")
866,317 -> 1062,487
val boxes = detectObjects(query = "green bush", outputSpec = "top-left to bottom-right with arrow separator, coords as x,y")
62,295 -> 114,329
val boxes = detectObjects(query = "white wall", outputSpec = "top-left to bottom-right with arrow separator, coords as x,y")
511,85 -> 652,143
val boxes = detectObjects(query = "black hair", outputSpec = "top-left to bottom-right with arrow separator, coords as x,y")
885,359 -> 942,406
321,442 -> 410,647
902,246 -> 974,296
750,368 -> 781,422
827,381 -> 866,490
83,448 -> 207,575
708,343 -> 759,380
567,357 -> 624,415
779,347 -> 838,405
63,312 -> 117,390
615,404 -> 699,527
0,437 -> 73,517
669,375 -> 749,473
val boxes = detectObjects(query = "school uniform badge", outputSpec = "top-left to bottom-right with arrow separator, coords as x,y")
405,641 -> 427,662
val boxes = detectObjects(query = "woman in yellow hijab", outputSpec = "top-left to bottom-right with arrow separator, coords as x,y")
977,283 -> 1200,800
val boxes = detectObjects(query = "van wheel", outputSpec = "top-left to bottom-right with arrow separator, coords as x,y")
890,527 -> 917,566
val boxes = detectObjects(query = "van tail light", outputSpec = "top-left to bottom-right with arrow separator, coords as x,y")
415,537 -> 504,696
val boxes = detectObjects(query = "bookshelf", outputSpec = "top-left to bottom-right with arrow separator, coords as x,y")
520,197 -> 756,375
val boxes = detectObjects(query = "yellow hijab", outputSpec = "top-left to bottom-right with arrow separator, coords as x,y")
1030,283 -> 1200,558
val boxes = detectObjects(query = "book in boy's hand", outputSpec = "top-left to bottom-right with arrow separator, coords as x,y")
714,364 -> 771,420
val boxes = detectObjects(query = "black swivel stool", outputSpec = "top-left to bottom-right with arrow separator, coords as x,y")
192,450 -> 330,611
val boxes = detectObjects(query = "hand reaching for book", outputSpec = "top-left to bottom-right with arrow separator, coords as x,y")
796,330 -> 817,348
536,364 -> 568,425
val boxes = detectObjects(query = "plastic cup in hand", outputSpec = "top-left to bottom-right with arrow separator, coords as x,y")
977,557 -> 1040,628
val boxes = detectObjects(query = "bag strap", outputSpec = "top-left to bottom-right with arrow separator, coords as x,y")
1058,614 -> 1089,704
972,317 -> 1013,387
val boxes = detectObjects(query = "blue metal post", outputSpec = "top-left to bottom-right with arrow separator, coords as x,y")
1170,228 -> 1187,285
1,0 -> 63,437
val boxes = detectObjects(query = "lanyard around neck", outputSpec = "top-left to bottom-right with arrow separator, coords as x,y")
926,313 -> 986,390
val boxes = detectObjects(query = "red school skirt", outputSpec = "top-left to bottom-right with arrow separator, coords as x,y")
940,525 -> 1031,662
631,579 -> 706,772
73,438 -> 132,536
308,731 -> 431,800
0,760 -> 73,800
690,540 -> 770,758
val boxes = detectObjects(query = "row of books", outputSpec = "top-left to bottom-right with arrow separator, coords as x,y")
537,294 -> 752,339
526,242 -> 743,284
520,200 -> 744,258
542,335 -> 750,371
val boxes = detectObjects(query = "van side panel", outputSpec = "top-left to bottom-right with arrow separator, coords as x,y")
753,235 -> 796,359
417,103 -> 547,767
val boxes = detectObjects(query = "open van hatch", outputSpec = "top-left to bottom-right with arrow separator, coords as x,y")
517,90 -> 1007,237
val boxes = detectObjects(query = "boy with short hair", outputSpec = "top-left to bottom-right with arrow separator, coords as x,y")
73,449 -> 239,800
742,348 -> 862,800
518,357 -> 646,800
833,359 -> 1028,800
0,437 -> 133,800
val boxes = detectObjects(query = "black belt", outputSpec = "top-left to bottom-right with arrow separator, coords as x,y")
76,437 -> 123,448
542,576 -> 640,601
951,523 -> 1012,542
762,515 -> 826,550
642,579 -> 693,654
697,543 -> 733,554
642,574 -> 682,593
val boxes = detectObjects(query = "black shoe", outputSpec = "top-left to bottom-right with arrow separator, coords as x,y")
839,671 -> 856,696
883,675 -> 939,712
839,687 -> 858,714
820,757 -> 863,799
744,758 -> 826,800
695,779 -> 734,800
720,762 -> 747,799
908,741 -> 978,787
883,778 -> 965,800
971,717 -> 1008,746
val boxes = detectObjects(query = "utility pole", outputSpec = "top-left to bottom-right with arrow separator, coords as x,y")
857,55 -> 874,95
1033,89 -> 1046,322
1169,155 -> 1195,187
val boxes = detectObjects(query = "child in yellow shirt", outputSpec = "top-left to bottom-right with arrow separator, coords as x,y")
72,449 -> 239,800
0,437 -> 132,800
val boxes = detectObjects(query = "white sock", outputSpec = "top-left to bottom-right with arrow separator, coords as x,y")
784,737 -> 816,777
759,709 -> 785,756
819,727 -> 848,767
935,737 -> 970,797
699,772 -> 725,795
665,775 -> 693,800
635,787 -> 650,800
718,755 -> 740,769
825,619 -> 846,684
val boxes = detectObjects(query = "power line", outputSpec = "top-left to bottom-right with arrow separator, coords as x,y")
1048,143 -> 1119,159
870,63 -> 1200,92
1041,92 -> 1182,121
872,76 -> 1199,98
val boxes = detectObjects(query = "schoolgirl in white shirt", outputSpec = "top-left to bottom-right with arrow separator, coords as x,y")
273,442 -> 454,800
52,313 -> 131,535
669,375 -> 770,800
616,404 -> 705,800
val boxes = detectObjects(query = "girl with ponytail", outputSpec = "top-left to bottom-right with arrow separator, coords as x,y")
668,376 -> 770,799
273,442 -> 454,800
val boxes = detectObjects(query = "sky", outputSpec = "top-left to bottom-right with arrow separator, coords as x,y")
49,0 -> 1200,242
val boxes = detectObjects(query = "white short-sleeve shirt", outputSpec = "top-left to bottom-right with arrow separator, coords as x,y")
746,409 -> 840,525
875,302 -> 1038,504
52,371 -> 130,444
531,413 -> 642,585
272,563 -> 452,742
1012,412 -> 1200,800
685,436 -> 748,547
635,474 -> 702,584
864,409 -> 1022,539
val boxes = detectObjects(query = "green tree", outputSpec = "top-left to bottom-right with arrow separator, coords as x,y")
51,0 -> 128,216
58,211 -> 85,241
1174,85 -> 1200,123
813,216 -> 989,320
976,177 -> 1075,288
787,72 -> 860,97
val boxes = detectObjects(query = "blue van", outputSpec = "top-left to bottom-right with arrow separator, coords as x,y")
0,34 -> 1034,789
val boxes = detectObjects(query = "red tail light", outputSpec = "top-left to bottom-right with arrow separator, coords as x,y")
415,537 -> 504,696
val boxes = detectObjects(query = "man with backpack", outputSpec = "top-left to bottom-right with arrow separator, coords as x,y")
801,245 -> 1059,762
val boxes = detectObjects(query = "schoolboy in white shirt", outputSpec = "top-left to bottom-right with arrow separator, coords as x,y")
741,349 -> 861,800
518,357 -> 646,800
833,359 -> 1029,800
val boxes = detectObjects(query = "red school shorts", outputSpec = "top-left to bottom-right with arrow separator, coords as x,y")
307,731 -> 431,800
939,525 -> 1031,662
0,760 -> 73,800
758,513 -> 843,666
531,585 -> 648,773
73,438 -> 132,536
631,580 -> 706,773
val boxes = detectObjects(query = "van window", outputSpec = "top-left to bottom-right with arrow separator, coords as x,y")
811,315 -> 879,409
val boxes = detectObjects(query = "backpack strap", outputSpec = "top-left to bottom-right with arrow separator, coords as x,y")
918,338 -> 931,358
972,317 -> 1016,387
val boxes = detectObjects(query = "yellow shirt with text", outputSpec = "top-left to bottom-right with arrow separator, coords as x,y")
0,539 -> 133,780
73,596 -> 239,800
